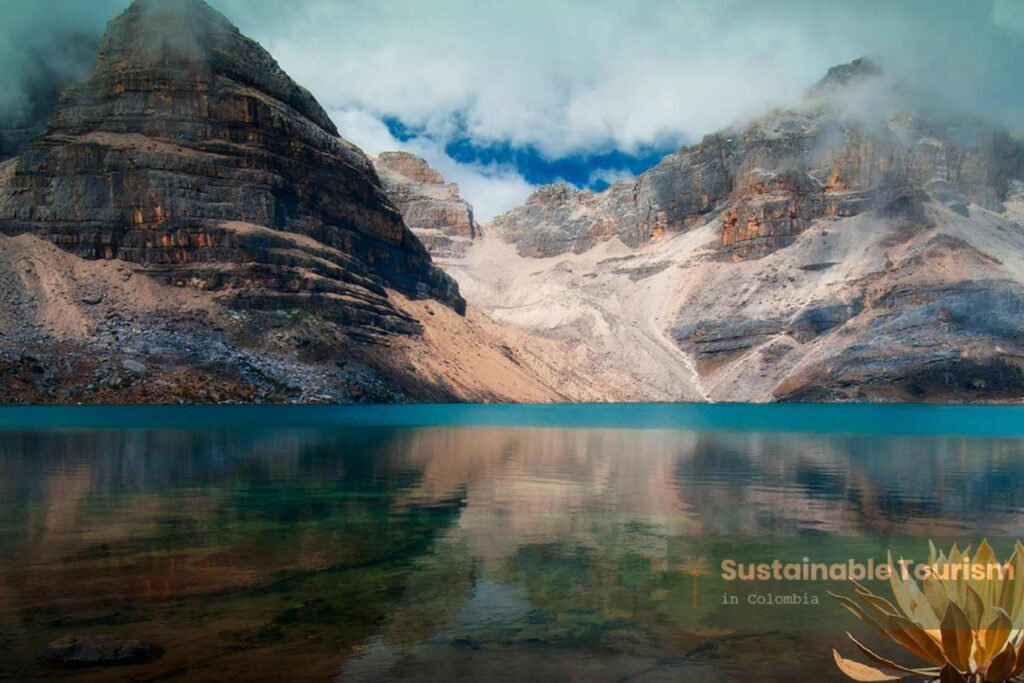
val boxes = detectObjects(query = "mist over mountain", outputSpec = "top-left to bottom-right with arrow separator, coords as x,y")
2,0 -> 1023,218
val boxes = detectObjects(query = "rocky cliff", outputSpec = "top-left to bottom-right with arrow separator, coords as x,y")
0,0 -> 464,325
373,151 -> 479,259
3,7 -> 1022,406
0,0 -> 571,404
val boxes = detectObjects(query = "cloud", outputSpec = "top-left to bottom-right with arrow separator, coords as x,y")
209,0 -> 1024,156
330,108 -> 535,221
0,0 -> 128,121
3,0 -> 1023,215
992,0 -> 1024,35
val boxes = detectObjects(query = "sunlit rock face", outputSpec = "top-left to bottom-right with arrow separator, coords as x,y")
487,58 -> 1022,260
373,151 -> 479,259
0,0 -> 464,330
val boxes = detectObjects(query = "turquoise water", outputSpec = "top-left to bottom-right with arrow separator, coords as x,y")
1,404 -> 1023,681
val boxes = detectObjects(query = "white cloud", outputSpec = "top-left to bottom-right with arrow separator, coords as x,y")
212,0 -> 1024,162
993,0 -> 1024,35
5,1 -> 1022,219
328,109 -> 400,156
330,108 -> 535,222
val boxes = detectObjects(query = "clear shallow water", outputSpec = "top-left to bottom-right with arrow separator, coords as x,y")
1,404 -> 1024,681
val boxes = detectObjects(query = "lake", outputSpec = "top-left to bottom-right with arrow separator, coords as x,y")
2,404 -> 1024,681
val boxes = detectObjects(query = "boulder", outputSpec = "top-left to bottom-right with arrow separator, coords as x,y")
39,635 -> 162,667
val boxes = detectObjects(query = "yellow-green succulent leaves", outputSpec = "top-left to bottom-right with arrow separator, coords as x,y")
832,541 -> 1024,682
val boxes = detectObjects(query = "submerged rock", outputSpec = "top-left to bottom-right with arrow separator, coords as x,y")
39,635 -> 162,667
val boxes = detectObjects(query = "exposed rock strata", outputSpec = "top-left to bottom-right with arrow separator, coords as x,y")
0,231 -> 568,404
373,151 -> 479,259
458,59 -> 1024,402
453,195 -> 1024,402
3,14 -> 1022,406
0,0 -> 464,334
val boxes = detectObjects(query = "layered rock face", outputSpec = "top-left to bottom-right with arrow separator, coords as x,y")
373,151 -> 479,259
0,0 -> 464,334
488,59 -> 1022,260
3,13 -> 1023,406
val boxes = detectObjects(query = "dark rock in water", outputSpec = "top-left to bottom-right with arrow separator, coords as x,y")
39,635 -> 162,667
0,0 -> 464,330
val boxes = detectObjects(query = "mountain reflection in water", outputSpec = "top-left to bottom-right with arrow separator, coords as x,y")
1,408 -> 1023,681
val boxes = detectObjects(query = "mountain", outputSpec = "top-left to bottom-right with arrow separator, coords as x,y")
0,0 -> 566,404
449,59 -> 1024,401
2,2 -> 1021,406
373,151 -> 479,259
489,59 -> 1019,259
1,0 -> 461,317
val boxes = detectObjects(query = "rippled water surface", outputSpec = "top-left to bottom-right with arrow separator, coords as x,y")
2,404 -> 1024,681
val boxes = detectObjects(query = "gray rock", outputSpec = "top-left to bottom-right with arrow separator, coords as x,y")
0,0 -> 465,332
787,301 -> 863,343
39,634 -> 162,667
373,151 -> 480,259
122,359 -> 148,376
673,318 -> 786,365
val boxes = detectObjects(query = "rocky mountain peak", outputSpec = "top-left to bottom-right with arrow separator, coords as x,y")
86,0 -> 338,136
376,151 -> 446,185
528,183 -> 591,204
487,57 -> 1021,259
453,58 -> 1024,404
809,57 -> 882,94
0,0 -> 464,328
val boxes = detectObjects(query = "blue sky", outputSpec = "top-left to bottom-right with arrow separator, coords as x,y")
2,0 -> 1023,219
386,116 -> 673,190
